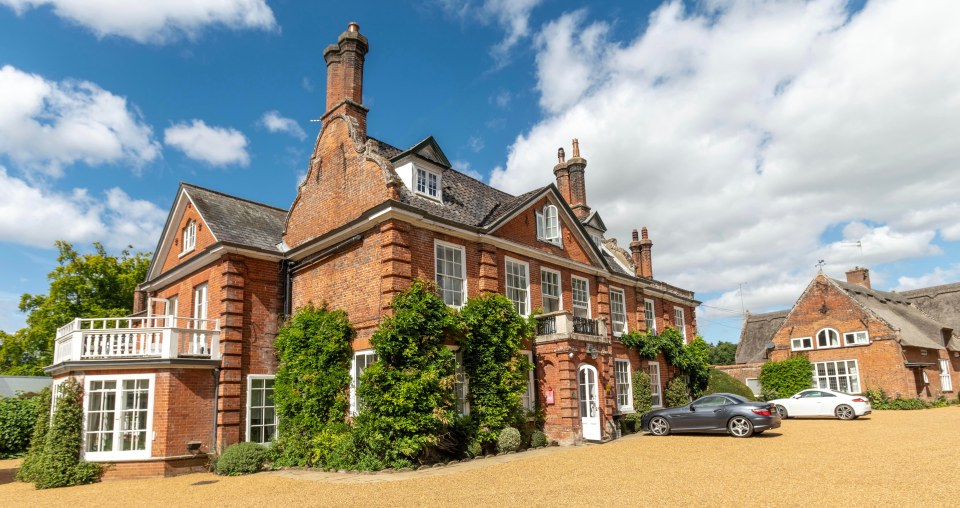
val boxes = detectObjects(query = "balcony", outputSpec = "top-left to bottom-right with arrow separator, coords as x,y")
52,316 -> 221,366
534,311 -> 608,344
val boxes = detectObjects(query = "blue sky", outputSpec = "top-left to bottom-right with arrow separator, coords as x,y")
1,0 -> 958,344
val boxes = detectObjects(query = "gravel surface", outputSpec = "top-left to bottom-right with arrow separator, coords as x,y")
1,407 -> 957,507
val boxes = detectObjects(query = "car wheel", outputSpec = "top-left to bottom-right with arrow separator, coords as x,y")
775,404 -> 789,418
835,404 -> 855,420
728,416 -> 754,438
649,416 -> 671,436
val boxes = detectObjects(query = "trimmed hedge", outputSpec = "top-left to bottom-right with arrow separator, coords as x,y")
496,427 -> 521,453
703,368 -> 755,400
758,356 -> 813,399
664,377 -> 690,407
0,393 -> 43,458
530,430 -> 547,448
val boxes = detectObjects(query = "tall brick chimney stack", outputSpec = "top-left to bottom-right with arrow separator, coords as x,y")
553,146 -> 570,204
565,138 -> 591,220
629,229 -> 642,272
323,22 -> 369,136
845,266 -> 871,289
639,227 -> 653,278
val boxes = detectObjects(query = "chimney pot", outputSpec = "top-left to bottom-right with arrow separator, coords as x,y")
558,147 -> 565,163
632,229 -> 639,242
348,22 -> 359,32
572,138 -> 580,158
641,227 -> 649,240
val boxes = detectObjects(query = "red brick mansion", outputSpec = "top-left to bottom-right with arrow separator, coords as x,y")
46,23 -> 699,478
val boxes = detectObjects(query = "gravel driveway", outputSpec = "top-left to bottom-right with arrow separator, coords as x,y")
2,407 -> 957,507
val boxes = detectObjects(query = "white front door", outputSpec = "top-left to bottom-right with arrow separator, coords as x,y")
578,364 -> 601,441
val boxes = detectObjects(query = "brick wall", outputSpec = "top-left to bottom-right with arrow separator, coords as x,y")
160,201 -> 216,273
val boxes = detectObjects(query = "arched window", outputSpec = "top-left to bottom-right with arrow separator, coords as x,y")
817,328 -> 840,348
535,204 -> 562,246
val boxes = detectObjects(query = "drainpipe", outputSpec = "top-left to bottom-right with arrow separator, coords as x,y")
282,259 -> 294,317
211,367 -> 221,456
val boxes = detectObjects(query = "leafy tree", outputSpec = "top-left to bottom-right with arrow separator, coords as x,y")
707,341 -> 738,365
664,377 -> 690,407
0,242 -> 150,375
272,304 -> 354,466
353,280 -> 458,468
703,368 -> 755,400
758,355 -> 813,399
457,293 -> 534,445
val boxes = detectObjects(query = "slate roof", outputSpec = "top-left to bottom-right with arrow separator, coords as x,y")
0,376 -> 51,397
368,136 -> 404,159
900,282 -> 960,350
735,310 -> 789,364
834,280 -> 953,350
183,184 -> 288,253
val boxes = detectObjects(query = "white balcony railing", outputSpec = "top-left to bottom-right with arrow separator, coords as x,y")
534,310 -> 607,338
52,316 -> 220,365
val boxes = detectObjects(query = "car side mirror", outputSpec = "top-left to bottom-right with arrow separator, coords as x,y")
792,395 -> 800,399
689,405 -> 696,412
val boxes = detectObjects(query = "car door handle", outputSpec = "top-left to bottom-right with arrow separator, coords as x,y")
713,409 -> 723,413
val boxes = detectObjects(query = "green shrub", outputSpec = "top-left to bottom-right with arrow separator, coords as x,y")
32,380 -> 101,489
272,303 -> 354,467
664,377 -> 690,407
624,413 -> 644,433
457,293 -> 534,445
631,369 -> 653,415
0,392 -> 43,458
865,388 -> 932,410
703,368 -> 755,400
496,427 -> 521,453
353,280 -> 458,466
215,442 -> 268,476
466,440 -> 482,458
530,431 -> 547,448
758,356 -> 812,399
16,387 -> 51,483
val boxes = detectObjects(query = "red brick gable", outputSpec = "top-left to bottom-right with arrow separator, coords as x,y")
157,193 -> 216,275
487,196 -> 600,268
283,114 -> 397,249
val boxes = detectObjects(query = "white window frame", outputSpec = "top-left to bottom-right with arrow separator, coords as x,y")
193,283 -> 208,321
940,359 -> 953,392
82,373 -> 155,461
520,350 -> 535,412
673,307 -> 686,340
609,287 -> 627,336
571,276 -> 591,319
843,330 -> 869,346
447,346 -> 470,415
648,361 -> 662,408
505,257 -> 530,316
350,350 -> 378,415
535,205 -> 562,247
614,359 -> 633,412
644,299 -> 657,334
182,220 -> 196,253
246,375 -> 277,445
434,240 -> 466,308
813,360 -> 861,394
415,166 -> 441,200
791,337 -> 813,351
817,328 -> 841,349
540,268 -> 562,314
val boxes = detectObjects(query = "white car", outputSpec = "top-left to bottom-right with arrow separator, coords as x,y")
770,389 -> 872,420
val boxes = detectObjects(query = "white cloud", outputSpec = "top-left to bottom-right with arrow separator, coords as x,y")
0,166 -> 165,251
437,0 -> 542,66
895,264 -> 960,291
492,0 -> 960,319
0,65 -> 160,177
467,135 -> 485,153
164,120 -> 250,166
451,159 -> 484,181
0,0 -> 277,43
260,110 -> 306,140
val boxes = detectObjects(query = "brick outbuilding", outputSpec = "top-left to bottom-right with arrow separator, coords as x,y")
724,268 -> 959,400
45,23 -> 699,478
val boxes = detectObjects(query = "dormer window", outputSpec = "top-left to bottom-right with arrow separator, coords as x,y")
182,220 -> 196,253
536,204 -> 561,246
591,234 -> 601,247
416,167 -> 441,200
